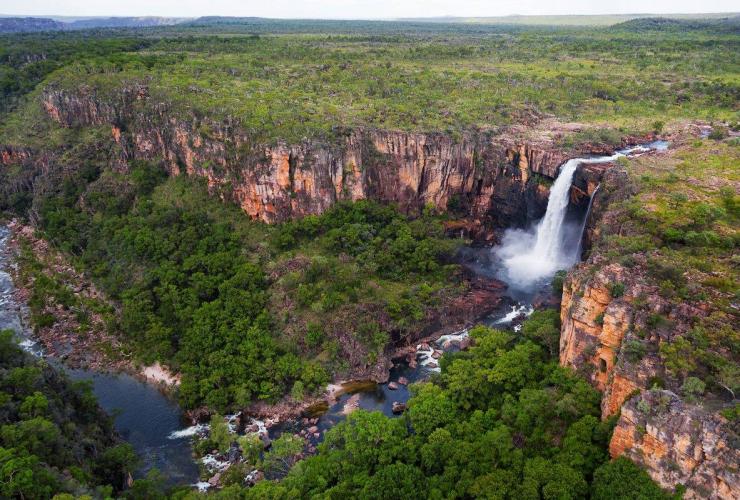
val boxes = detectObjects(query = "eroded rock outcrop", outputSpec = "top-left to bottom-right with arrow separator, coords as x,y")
560,162 -> 738,499
560,246 -> 738,499
610,391 -> 739,499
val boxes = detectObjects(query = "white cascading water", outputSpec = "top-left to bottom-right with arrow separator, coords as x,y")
494,143 -> 667,291
530,158 -> 582,262
495,158 -> 582,288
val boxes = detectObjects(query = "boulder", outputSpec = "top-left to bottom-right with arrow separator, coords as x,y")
442,339 -> 459,349
388,382 -> 399,390
392,402 -> 407,414
398,376 -> 409,386
208,472 -> 221,487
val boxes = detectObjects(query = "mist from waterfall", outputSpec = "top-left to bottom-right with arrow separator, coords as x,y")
494,141 -> 669,292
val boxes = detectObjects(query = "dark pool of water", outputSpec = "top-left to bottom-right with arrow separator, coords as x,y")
66,368 -> 199,484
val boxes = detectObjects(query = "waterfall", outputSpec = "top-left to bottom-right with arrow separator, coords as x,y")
576,184 -> 600,260
493,143 -> 664,291
530,158 -> 582,263
494,159 -> 582,289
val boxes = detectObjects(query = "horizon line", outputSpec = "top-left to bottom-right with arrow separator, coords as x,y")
2,12 -> 738,21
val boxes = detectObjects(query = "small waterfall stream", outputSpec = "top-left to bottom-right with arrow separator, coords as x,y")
576,183 -> 600,259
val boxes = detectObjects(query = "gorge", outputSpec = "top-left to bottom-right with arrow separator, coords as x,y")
0,129 -> 686,492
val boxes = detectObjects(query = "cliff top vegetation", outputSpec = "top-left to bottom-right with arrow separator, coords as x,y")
1,21 -> 738,144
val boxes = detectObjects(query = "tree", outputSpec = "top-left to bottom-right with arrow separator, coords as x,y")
238,434 -> 264,467
361,463 -> 427,499
95,444 -> 139,491
407,383 -> 457,437
521,309 -> 561,359
591,458 -> 673,500
0,447 -> 58,499
262,434 -> 304,479
209,414 -> 234,454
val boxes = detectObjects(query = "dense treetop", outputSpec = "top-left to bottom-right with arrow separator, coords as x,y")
184,318 -> 674,499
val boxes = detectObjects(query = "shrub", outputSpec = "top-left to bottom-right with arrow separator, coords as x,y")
662,228 -> 685,244
647,313 -> 669,329
609,282 -> 626,298
681,377 -> 706,399
623,340 -> 646,363
594,313 -> 605,326
684,230 -> 722,248
209,414 -> 233,454
720,404 -> 740,421
290,381 -> 305,401
305,323 -> 324,348
552,270 -> 567,296
660,337 -> 697,377
636,399 -> 651,414
708,126 -> 729,140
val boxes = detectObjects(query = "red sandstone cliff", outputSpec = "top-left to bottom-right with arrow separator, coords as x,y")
37,85 -> 580,235
611,391 -> 738,499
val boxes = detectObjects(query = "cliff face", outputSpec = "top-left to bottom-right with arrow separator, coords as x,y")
610,391 -> 738,499
39,86 -> 573,235
560,235 -> 738,500
560,165 -> 738,499
560,256 -> 674,416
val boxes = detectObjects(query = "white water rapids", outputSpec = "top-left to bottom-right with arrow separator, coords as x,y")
495,142 -> 667,290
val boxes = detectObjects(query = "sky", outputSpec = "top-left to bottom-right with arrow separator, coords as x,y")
0,0 -> 737,19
